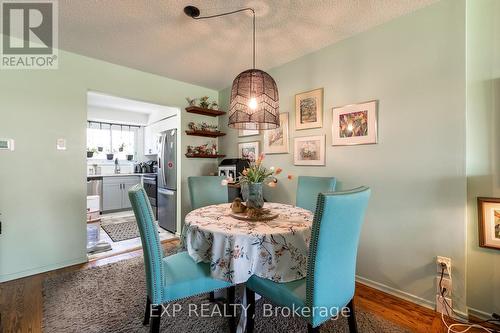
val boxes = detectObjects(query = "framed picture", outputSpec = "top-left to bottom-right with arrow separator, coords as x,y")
239,129 -> 259,137
295,88 -> 323,130
332,100 -> 378,146
477,197 -> 500,250
238,141 -> 259,162
263,113 -> 289,154
294,135 -> 325,166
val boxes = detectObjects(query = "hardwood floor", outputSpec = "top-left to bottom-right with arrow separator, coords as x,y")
0,240 -> 496,333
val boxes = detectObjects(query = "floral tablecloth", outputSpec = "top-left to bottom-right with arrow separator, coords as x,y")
183,203 -> 313,284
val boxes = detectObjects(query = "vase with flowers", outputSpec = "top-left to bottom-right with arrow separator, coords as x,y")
222,153 -> 282,210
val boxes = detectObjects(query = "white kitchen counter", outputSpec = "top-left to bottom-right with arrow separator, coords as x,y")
87,173 -> 155,178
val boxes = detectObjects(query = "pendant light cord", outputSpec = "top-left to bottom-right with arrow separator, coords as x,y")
192,7 -> 256,69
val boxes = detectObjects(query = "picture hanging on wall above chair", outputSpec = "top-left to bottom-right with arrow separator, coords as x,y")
295,88 -> 323,130
332,100 -> 378,146
293,135 -> 325,166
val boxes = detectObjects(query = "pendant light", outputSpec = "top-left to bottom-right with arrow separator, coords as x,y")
184,6 -> 280,130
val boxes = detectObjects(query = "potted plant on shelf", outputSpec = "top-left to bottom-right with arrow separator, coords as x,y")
87,147 -> 97,158
222,153 -> 282,210
106,150 -> 114,160
126,154 -> 134,161
118,143 -> 126,152
97,146 -> 103,152
199,96 -> 210,109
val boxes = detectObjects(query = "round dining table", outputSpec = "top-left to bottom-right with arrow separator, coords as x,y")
183,202 -> 313,284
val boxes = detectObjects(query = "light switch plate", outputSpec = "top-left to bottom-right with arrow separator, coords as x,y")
0,138 -> 14,151
56,138 -> 67,150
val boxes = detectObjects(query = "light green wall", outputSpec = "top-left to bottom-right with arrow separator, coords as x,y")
465,0 -> 500,318
219,0 -> 468,313
0,46 -> 217,282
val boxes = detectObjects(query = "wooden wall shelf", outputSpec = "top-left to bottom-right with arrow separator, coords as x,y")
185,154 -> 226,159
185,106 -> 226,117
185,130 -> 226,138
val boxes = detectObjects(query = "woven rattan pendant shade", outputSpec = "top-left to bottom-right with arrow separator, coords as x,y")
228,69 -> 279,130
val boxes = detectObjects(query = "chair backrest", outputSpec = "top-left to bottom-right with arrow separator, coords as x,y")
188,176 -> 228,209
296,176 -> 337,212
128,184 -> 164,305
305,186 -> 371,327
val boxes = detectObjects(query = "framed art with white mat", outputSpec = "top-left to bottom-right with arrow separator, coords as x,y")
332,100 -> 378,146
477,197 -> 500,250
238,141 -> 259,162
239,129 -> 259,137
293,135 -> 325,166
263,113 -> 289,154
295,88 -> 323,130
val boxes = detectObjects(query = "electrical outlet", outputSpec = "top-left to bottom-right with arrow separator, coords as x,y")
436,256 -> 451,275
436,276 -> 452,296
436,295 -> 452,315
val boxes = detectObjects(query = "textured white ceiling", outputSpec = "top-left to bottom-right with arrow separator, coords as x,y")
59,0 -> 438,90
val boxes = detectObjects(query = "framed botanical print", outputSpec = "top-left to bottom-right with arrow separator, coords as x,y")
332,100 -> 378,146
293,135 -> 325,166
477,197 -> 500,250
239,129 -> 259,137
238,141 -> 259,162
263,113 -> 289,154
295,88 -> 323,130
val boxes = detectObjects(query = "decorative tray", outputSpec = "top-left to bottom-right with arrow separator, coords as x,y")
229,209 -> 279,222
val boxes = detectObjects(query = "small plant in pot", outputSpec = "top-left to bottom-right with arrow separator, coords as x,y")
118,143 -> 125,152
87,147 -> 97,158
97,146 -> 103,152
126,154 -> 134,161
106,152 -> 114,160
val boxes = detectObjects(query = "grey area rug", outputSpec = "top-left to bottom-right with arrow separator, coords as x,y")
101,219 -> 140,242
43,252 -> 410,333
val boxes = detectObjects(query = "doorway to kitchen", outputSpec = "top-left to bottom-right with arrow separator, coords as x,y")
85,91 -> 179,260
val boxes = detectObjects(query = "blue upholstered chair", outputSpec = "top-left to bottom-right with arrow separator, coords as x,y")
188,176 -> 228,210
296,176 -> 337,213
128,184 -> 235,333
246,187 -> 371,333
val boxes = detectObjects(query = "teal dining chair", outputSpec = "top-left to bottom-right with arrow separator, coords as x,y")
296,176 -> 337,213
188,176 -> 228,210
246,187 -> 371,333
128,184 -> 236,333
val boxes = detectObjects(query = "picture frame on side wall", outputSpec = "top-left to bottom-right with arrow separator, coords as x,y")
477,197 -> 500,250
263,113 -> 289,154
293,135 -> 325,166
238,141 -> 259,162
332,100 -> 378,146
295,88 -> 323,130
239,129 -> 259,137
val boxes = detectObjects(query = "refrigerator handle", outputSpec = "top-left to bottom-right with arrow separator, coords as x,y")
158,134 -> 167,188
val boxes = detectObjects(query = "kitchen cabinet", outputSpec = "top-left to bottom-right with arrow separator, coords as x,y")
102,176 -> 141,212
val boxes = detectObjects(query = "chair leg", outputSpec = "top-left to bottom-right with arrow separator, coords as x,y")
143,296 -> 151,325
347,298 -> 358,333
307,323 -> 320,333
227,286 -> 236,333
150,304 -> 161,333
209,291 -> 215,302
246,287 -> 256,333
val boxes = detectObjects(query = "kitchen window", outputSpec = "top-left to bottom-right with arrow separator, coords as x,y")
87,121 -> 139,160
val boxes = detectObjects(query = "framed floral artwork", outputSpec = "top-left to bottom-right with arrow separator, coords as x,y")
332,100 -> 378,146
477,197 -> 500,250
295,88 -> 323,130
263,113 -> 289,154
238,141 -> 259,162
239,129 -> 259,137
293,135 -> 325,166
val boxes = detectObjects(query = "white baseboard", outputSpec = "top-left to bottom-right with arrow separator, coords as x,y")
0,256 -> 88,283
467,307 -> 493,320
355,275 -> 469,319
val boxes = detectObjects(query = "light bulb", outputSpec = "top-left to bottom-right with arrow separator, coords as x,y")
347,123 -> 353,132
248,97 -> 258,110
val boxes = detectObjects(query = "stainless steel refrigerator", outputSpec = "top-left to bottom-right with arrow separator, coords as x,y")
157,129 -> 177,233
